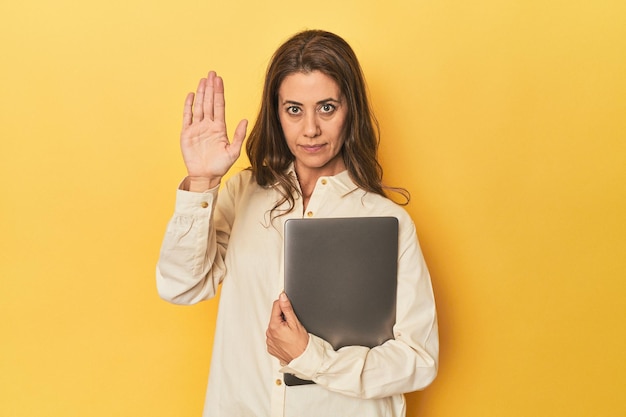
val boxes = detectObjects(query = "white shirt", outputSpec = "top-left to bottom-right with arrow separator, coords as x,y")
157,168 -> 438,417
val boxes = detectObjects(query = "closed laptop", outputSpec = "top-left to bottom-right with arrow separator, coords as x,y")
283,216 -> 399,386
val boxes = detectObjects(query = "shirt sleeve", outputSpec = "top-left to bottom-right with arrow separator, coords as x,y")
280,220 -> 439,399
156,183 -> 231,305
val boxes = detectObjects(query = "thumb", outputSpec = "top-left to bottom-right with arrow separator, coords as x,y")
231,119 -> 248,151
279,292 -> 298,324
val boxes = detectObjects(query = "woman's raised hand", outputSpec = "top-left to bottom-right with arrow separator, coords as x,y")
180,71 -> 248,191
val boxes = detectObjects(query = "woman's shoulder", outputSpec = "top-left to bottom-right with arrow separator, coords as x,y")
223,168 -> 256,188
334,172 -> 411,219
342,187 -> 413,224
374,194 -> 413,222
217,168 -> 255,199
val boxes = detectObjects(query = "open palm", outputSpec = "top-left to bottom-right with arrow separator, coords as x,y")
180,71 -> 248,188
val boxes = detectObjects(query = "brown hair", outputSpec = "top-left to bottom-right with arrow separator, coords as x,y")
245,30 -> 408,216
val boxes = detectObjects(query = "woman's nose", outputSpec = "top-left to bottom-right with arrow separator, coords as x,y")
303,113 -> 321,137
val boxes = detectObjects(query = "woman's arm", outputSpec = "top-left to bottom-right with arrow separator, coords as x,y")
156,185 -> 231,305
156,71 -> 246,304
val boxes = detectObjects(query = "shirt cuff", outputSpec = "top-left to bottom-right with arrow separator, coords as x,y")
173,182 -> 220,216
280,333 -> 330,380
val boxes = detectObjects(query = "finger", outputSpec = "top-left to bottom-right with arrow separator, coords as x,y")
193,78 -> 206,122
182,92 -> 195,128
229,119 -> 248,155
203,71 -> 216,121
213,75 -> 226,124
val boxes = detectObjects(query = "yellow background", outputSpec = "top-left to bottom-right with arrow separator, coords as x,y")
1,0 -> 625,416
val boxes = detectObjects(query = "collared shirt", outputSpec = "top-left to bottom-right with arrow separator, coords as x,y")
157,168 -> 438,417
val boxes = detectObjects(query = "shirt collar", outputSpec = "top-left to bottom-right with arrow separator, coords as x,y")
286,162 -> 360,197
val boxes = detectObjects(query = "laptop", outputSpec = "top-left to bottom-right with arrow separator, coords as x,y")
283,216 -> 399,386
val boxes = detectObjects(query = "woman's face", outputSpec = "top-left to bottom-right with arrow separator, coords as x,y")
278,71 -> 348,179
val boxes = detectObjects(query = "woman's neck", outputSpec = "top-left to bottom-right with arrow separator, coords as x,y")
294,160 -> 346,192
294,161 -> 343,211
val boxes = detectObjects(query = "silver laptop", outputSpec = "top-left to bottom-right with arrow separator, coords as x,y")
283,216 -> 399,386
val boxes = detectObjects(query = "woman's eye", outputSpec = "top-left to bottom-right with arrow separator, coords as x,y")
286,106 -> 301,115
319,104 -> 336,114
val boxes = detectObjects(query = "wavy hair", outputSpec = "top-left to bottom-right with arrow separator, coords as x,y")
245,30 -> 409,217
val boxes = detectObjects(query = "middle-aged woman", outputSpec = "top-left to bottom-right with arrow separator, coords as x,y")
157,29 -> 439,417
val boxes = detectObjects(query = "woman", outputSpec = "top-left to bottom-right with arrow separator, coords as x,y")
157,30 -> 438,417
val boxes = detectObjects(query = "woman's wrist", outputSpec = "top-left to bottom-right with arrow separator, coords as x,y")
184,176 -> 221,192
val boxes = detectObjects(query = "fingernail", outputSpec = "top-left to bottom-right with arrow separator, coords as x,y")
280,292 -> 287,301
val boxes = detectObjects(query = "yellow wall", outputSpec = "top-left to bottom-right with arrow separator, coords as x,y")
1,0 -> 624,416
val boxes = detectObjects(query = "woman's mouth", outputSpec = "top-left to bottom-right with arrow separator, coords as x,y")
301,144 -> 325,153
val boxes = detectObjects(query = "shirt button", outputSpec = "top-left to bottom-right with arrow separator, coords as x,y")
321,178 -> 327,185
200,201 -> 209,208
306,211 -> 314,217
275,379 -> 282,386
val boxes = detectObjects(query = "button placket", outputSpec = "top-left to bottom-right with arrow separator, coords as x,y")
303,177 -> 329,218
269,371 -> 286,417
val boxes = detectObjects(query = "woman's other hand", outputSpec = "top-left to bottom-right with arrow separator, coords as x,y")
266,293 -> 310,365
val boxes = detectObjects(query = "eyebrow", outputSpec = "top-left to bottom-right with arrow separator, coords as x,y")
281,98 -> 341,106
